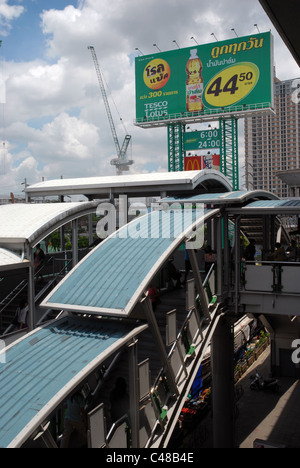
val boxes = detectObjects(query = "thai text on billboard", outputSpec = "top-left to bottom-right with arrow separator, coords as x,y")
135,32 -> 274,124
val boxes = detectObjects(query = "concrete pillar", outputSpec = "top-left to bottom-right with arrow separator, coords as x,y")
212,316 -> 235,448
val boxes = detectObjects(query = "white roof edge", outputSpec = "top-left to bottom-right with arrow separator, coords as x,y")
0,201 -> 98,247
25,170 -> 232,194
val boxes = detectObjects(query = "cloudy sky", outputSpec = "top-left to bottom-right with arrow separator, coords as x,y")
0,0 -> 299,197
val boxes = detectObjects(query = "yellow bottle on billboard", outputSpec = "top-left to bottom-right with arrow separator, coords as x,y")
186,49 -> 204,112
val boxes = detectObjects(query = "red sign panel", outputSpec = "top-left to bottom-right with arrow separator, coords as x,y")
184,154 -> 220,171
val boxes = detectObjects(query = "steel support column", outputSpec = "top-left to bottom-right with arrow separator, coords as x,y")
188,247 -> 210,321
212,315 -> 235,448
141,296 -> 179,397
26,244 -> 35,331
234,215 -> 241,315
72,219 -> 79,268
168,123 -> 185,172
128,339 -> 140,448
222,211 -> 231,295
220,117 -> 239,191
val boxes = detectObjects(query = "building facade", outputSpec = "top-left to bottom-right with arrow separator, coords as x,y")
245,77 -> 300,198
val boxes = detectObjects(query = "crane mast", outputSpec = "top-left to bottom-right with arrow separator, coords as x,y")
88,46 -> 133,174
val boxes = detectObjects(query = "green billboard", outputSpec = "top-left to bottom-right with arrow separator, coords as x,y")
135,32 -> 274,126
183,129 -> 221,151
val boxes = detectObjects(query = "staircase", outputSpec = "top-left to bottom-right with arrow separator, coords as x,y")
0,277 -> 57,335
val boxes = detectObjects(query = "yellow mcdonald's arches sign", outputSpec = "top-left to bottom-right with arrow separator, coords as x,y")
184,155 -> 221,171
184,156 -> 202,171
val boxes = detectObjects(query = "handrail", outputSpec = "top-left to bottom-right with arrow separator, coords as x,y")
0,280 -> 28,316
241,260 -> 300,295
152,263 -> 216,397
243,260 -> 300,266
0,255 -> 73,332
134,102 -> 273,127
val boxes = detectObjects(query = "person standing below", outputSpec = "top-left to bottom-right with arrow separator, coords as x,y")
244,239 -> 256,261
34,243 -> 45,281
147,284 -> 160,311
183,248 -> 192,284
286,240 -> 298,261
16,298 -> 28,330
60,391 -> 87,448
273,242 -> 287,261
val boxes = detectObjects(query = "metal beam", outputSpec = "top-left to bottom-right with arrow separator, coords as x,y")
128,339 -> 140,448
141,296 -> 179,397
187,247 -> 210,321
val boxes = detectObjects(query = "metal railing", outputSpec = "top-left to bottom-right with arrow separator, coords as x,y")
134,102 -> 273,128
143,264 -> 217,447
242,260 -> 300,294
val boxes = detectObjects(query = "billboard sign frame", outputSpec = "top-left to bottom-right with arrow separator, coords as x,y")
135,32 -> 274,128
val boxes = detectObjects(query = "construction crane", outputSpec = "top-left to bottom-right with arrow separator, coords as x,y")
88,46 -> 133,175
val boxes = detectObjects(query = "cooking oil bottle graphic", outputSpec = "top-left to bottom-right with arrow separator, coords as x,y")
186,49 -> 204,112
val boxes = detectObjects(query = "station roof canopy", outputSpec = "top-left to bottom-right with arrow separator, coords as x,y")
276,169 -> 300,187
161,189 -> 279,206
0,248 -> 29,272
259,0 -> 300,67
42,207 -> 220,317
228,198 -> 300,215
0,201 -> 98,250
25,170 -> 232,200
0,315 -> 148,448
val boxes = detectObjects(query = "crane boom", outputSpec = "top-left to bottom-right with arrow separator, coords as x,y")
88,46 -> 121,156
88,46 -> 133,174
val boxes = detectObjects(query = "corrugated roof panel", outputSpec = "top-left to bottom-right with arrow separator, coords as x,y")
247,199 -> 300,208
0,316 -> 147,448
0,248 -> 23,266
0,202 -> 97,247
43,208 -> 216,316
161,190 -> 278,204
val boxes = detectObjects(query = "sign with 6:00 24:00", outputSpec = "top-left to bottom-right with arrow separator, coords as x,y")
183,129 -> 221,151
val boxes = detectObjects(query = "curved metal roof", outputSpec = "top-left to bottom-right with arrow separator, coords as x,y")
228,198 -> 300,215
42,207 -> 219,317
0,201 -> 98,249
276,169 -> 300,187
161,189 -> 279,205
0,316 -> 148,448
25,170 -> 232,199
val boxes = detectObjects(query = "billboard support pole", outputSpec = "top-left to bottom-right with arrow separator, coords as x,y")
220,118 -> 239,191
168,123 -> 185,172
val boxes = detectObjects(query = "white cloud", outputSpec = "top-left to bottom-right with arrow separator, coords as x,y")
0,0 -> 299,195
0,0 -> 24,36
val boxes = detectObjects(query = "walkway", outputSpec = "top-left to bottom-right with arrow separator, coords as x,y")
177,347 -> 300,449
236,347 -> 300,448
